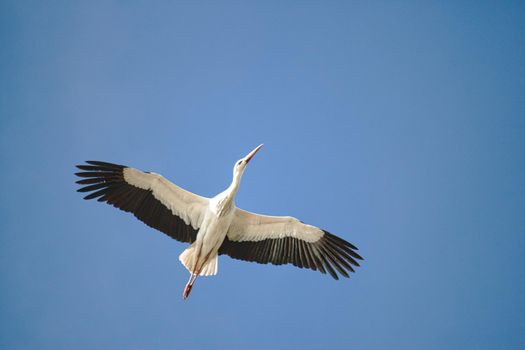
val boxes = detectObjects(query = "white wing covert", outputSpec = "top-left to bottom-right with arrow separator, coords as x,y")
219,208 -> 363,279
76,161 -> 208,243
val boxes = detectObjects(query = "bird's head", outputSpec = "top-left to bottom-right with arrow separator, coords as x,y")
233,144 -> 263,178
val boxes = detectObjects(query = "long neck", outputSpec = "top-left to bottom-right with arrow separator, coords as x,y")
226,171 -> 243,197
215,172 -> 242,216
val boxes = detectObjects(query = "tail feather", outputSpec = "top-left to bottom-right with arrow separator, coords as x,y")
199,255 -> 218,276
179,246 -> 196,271
179,246 -> 218,276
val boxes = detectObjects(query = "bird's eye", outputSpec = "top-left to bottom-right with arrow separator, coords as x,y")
237,160 -> 242,166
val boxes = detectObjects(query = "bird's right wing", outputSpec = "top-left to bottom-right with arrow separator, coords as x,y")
75,161 -> 209,244
219,208 -> 362,279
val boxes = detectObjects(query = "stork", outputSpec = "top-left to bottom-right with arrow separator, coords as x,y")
75,144 -> 363,299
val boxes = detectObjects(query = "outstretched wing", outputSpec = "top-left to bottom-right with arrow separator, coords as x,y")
75,161 -> 208,243
219,208 -> 363,279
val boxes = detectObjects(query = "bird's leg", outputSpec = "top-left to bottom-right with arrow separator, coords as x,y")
182,250 -> 215,299
182,250 -> 215,300
182,273 -> 198,300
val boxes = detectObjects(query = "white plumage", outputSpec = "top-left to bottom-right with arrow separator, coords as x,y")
76,144 -> 362,299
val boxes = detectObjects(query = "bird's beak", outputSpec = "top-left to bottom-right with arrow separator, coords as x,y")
244,144 -> 264,163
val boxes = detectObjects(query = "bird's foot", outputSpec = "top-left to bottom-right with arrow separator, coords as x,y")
182,283 -> 193,300
182,273 -> 198,300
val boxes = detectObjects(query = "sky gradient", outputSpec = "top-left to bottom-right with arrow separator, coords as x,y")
1,1 -> 525,349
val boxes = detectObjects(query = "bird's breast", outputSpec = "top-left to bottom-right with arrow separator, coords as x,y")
196,209 -> 234,252
210,195 -> 234,218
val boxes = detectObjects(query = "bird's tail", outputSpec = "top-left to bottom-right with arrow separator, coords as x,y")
199,254 -> 218,276
179,246 -> 218,276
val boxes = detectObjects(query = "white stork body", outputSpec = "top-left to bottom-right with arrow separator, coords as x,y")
76,144 -> 362,299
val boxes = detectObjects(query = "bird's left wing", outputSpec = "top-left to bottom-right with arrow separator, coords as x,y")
75,161 -> 208,243
219,208 -> 363,279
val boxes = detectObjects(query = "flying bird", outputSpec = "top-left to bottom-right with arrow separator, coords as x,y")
75,144 -> 362,299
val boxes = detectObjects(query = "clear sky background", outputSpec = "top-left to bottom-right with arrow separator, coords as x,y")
1,1 -> 524,349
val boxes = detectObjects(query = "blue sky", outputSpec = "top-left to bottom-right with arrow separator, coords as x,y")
1,1 -> 524,349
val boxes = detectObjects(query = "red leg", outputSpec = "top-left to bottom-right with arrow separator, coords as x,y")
182,273 -> 198,300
